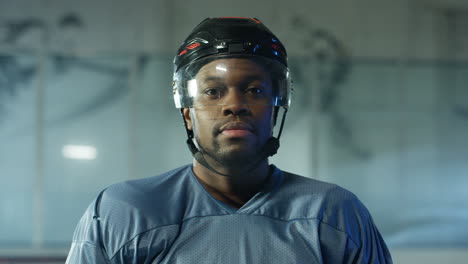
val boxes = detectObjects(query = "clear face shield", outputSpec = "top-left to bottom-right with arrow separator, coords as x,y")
173,56 -> 292,120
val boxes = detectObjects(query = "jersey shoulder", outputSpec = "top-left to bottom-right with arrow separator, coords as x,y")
99,164 -> 193,225
276,171 -> 392,262
69,165 -> 194,260
268,170 -> 371,230
281,170 -> 362,209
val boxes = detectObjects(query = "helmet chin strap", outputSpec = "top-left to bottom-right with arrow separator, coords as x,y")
181,108 -> 288,177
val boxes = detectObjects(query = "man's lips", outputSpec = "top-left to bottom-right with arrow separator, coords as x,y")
219,122 -> 254,137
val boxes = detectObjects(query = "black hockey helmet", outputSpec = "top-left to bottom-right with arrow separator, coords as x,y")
173,17 -> 292,110
173,17 -> 288,72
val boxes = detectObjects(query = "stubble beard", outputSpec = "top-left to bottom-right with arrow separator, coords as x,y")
196,135 -> 263,171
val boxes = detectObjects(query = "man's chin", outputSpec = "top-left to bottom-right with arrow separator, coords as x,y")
215,147 -> 260,166
198,138 -> 264,167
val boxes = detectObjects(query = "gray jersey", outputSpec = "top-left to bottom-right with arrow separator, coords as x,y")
66,164 -> 392,263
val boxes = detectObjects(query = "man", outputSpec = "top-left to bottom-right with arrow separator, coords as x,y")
66,17 -> 392,263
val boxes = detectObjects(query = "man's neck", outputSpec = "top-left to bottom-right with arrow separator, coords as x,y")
192,159 -> 271,209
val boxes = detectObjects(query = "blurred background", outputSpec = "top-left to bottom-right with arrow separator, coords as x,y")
1,0 -> 467,263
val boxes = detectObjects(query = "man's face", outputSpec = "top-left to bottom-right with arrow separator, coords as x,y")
183,58 -> 275,166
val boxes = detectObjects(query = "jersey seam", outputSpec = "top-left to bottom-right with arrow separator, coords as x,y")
70,240 -> 97,246
242,214 -> 360,248
318,219 -> 359,248
239,213 -> 360,247
107,213 -> 359,259
109,223 -> 180,260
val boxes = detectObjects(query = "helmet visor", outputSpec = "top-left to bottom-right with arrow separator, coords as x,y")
173,56 -> 292,111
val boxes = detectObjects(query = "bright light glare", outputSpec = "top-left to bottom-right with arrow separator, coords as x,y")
188,79 -> 198,97
62,145 -> 97,160
216,65 -> 227,72
174,91 -> 182,108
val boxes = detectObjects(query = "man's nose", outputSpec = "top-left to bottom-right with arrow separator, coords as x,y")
221,89 -> 250,116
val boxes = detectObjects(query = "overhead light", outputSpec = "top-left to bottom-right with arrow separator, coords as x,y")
62,145 -> 97,160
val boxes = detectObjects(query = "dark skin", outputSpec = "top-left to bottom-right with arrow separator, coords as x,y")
183,58 -> 275,209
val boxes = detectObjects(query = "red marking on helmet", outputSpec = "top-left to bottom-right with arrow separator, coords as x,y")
218,17 -> 261,24
251,18 -> 261,24
186,43 -> 201,50
272,44 -> 280,50
178,49 -> 187,56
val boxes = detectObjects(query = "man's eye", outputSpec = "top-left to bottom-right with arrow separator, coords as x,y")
247,87 -> 263,94
204,88 -> 219,96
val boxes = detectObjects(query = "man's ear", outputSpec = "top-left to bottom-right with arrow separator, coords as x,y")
182,108 -> 192,131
